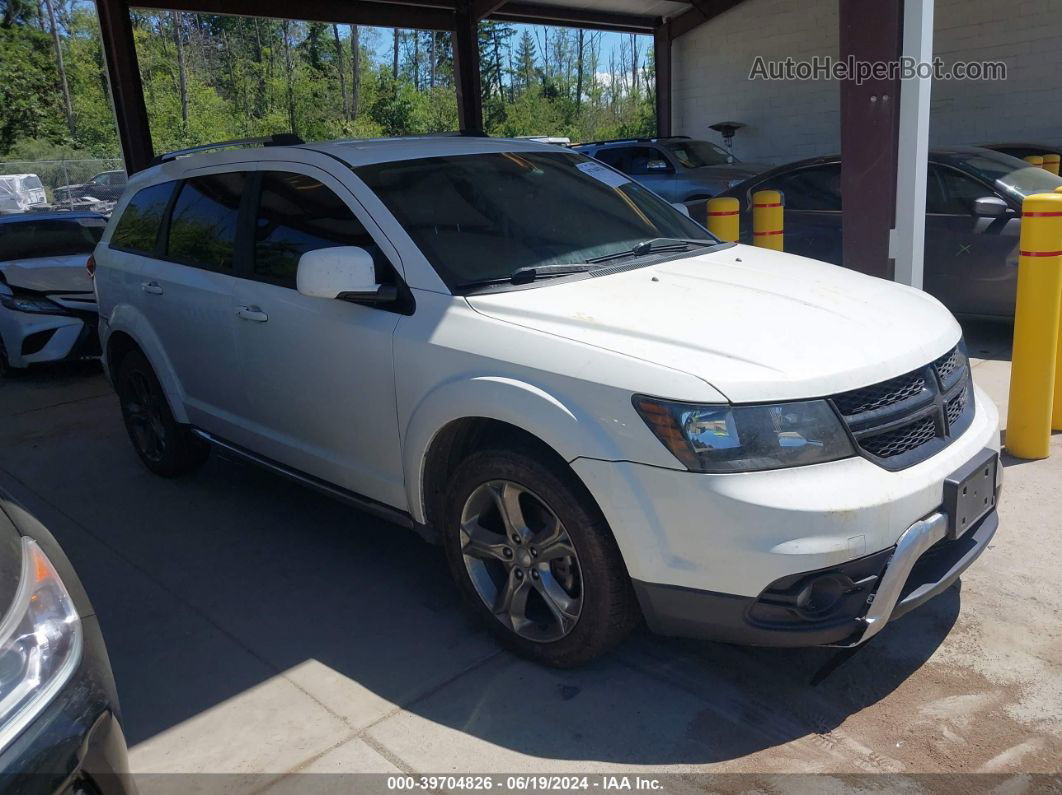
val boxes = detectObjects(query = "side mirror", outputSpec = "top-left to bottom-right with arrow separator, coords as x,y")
296,246 -> 396,303
672,202 -> 691,217
974,196 -> 1008,217
647,159 -> 671,172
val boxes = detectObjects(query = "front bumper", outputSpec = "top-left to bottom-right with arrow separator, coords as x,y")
0,309 -> 99,369
0,615 -> 134,794
632,506 -> 997,646
572,384 -> 1001,646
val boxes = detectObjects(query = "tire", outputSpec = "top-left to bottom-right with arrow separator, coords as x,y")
442,446 -> 638,667
116,349 -> 209,477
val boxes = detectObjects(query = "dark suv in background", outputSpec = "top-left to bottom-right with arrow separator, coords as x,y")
54,171 -> 128,205
572,136 -> 769,203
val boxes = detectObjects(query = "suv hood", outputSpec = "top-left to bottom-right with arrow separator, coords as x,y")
0,255 -> 94,293
695,162 -> 771,182
465,245 -> 960,403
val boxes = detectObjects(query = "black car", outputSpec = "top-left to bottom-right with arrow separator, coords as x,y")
53,172 -> 127,205
719,146 -> 1062,318
0,491 -> 134,794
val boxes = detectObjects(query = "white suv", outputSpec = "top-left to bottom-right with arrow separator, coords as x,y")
93,135 -> 1001,666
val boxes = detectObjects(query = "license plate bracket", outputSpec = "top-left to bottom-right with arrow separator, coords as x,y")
943,449 -> 998,540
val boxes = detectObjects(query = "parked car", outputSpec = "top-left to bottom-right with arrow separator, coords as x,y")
0,175 -> 48,215
54,171 -> 128,205
93,136 -> 1000,666
0,212 -> 105,376
719,146 -> 1062,318
571,136 -> 770,203
0,488 -> 134,793
981,142 -> 1062,161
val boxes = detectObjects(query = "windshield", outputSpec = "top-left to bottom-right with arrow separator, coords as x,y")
355,150 -> 716,288
0,218 -> 105,261
23,176 -> 43,190
662,140 -> 735,168
953,152 -> 1062,200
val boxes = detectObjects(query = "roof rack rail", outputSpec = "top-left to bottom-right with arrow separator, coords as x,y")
571,135 -> 689,147
151,133 -> 304,165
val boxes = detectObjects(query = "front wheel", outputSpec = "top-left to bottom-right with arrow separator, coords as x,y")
443,447 -> 638,667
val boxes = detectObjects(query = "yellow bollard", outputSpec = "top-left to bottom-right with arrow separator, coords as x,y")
752,190 -> 783,251
706,197 -> 740,242
1044,153 -> 1061,175
1024,154 -> 1045,169
1006,192 -> 1062,458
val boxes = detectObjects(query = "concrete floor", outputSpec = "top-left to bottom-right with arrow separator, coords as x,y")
1,319 -> 1060,790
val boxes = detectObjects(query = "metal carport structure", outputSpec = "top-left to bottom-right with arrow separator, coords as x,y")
93,0 -> 932,286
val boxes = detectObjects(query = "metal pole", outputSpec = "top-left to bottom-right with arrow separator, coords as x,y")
891,0 -> 934,289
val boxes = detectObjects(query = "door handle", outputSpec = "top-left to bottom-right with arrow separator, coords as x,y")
141,281 -> 163,295
236,305 -> 268,323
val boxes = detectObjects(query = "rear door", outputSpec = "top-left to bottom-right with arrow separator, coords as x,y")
137,168 -> 248,437
923,163 -> 1019,317
228,165 -> 406,508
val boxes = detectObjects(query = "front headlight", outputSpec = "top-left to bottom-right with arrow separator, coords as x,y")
0,538 -> 82,751
633,396 -> 855,472
0,294 -> 68,315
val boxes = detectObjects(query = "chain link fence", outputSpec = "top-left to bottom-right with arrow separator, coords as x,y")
0,158 -> 125,216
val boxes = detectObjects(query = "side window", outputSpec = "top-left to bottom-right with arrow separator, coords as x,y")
110,181 -> 176,254
623,147 -> 671,176
928,165 -> 993,215
759,165 -> 842,212
166,171 -> 247,270
593,148 -> 627,169
251,171 -> 387,288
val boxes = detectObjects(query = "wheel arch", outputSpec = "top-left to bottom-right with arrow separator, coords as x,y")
404,376 -> 622,528
103,308 -> 189,423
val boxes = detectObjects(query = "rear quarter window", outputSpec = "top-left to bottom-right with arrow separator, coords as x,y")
111,181 -> 177,254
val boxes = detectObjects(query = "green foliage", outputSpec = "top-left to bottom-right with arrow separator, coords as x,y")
1,4 -> 657,162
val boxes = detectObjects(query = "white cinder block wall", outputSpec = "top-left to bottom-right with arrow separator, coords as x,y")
672,0 -> 1062,165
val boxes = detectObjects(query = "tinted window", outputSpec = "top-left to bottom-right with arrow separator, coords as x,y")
927,165 -> 996,215
0,217 -> 106,261
355,150 -> 713,288
594,146 -> 670,176
252,172 -> 384,288
111,181 -> 176,253
759,165 -> 842,211
663,140 -> 734,167
166,172 -> 246,270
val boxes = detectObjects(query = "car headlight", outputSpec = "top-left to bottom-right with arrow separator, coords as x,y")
633,396 -> 855,472
0,538 -> 82,751
0,294 -> 68,315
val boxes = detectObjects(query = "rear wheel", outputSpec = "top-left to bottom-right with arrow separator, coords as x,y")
117,349 -> 209,476
443,447 -> 638,667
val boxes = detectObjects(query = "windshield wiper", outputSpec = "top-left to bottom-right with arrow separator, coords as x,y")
456,263 -> 595,291
509,263 -> 595,284
585,237 -> 719,264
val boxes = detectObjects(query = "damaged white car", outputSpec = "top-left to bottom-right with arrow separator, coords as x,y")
0,212 -> 105,376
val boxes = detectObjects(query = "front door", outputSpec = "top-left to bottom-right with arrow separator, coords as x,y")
924,164 -> 1019,318
229,166 -> 406,508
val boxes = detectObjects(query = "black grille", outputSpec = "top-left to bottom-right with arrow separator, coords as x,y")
933,347 -> 965,387
830,343 -> 974,470
833,370 -> 927,416
860,415 -> 937,458
946,386 -> 969,425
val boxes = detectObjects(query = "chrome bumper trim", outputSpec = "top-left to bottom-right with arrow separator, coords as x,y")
858,510 -> 948,643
